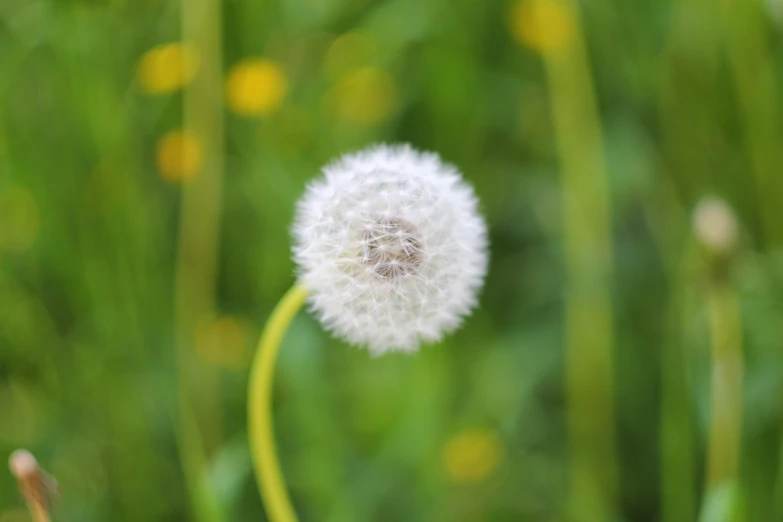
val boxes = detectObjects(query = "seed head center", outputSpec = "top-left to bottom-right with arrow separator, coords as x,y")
361,218 -> 423,279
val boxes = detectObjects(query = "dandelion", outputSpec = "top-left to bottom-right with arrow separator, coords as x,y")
136,43 -> 199,94
330,68 -> 399,125
225,59 -> 287,116
443,428 -> 504,484
196,315 -> 249,368
292,144 -> 488,354
692,196 -> 739,255
8,450 -> 57,522
692,195 -> 744,500
248,144 -> 489,522
322,31 -> 378,81
509,0 -> 575,53
155,130 -> 203,182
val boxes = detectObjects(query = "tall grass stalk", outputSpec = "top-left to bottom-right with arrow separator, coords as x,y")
656,2 -> 715,517
537,2 -> 617,519
175,0 -> 226,520
704,281 -> 743,488
660,250 -> 696,522
721,2 -> 781,247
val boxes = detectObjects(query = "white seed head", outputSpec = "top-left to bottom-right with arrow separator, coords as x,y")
292,144 -> 489,355
692,195 -> 739,254
9,449 -> 38,479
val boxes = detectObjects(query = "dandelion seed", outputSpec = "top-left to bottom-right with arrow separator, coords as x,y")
292,144 -> 489,354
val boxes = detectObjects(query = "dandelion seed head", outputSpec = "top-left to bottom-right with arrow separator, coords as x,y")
692,195 -> 739,254
292,144 -> 488,354
9,449 -> 38,479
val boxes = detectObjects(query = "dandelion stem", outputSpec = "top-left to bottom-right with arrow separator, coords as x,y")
705,281 -> 743,488
9,450 -> 53,522
29,500 -> 51,522
248,284 -> 308,522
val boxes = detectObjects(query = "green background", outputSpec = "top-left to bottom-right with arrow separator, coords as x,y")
1,0 -> 782,521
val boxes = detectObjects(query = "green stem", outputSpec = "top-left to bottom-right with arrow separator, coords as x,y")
537,2 -> 617,519
705,282 -> 743,488
660,248 -> 697,522
248,284 -> 308,522
176,0 -> 226,520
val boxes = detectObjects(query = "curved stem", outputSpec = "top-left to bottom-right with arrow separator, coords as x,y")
248,284 -> 308,522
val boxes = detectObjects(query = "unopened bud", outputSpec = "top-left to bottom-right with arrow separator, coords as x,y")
692,196 -> 739,255
9,449 -> 38,479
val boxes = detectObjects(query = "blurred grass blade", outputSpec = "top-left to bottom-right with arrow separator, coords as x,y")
175,0 -> 227,521
532,0 -> 618,518
705,282 -> 743,488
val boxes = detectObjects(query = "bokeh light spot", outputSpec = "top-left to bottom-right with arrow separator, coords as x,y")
332,67 -> 398,125
136,42 -> 199,94
0,188 -> 40,253
225,59 -> 288,116
323,31 -> 378,81
510,0 -> 575,53
195,316 -> 250,368
155,130 -> 203,183
443,428 -> 504,484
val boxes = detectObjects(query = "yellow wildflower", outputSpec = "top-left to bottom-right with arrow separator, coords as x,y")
225,59 -> 287,116
155,130 -> 203,182
510,0 -> 575,53
323,31 -> 378,81
331,67 -> 398,125
0,188 -> 39,253
195,316 -> 249,368
443,428 -> 504,484
136,43 -> 199,94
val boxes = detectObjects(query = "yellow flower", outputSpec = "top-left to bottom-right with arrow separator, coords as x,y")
331,67 -> 398,125
323,31 -> 378,81
0,188 -> 39,253
195,316 -> 249,368
155,130 -> 203,182
136,43 -> 199,94
225,59 -> 287,116
509,0 -> 575,53
443,428 -> 504,484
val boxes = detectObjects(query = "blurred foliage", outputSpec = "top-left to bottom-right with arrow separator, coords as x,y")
1,0 -> 782,521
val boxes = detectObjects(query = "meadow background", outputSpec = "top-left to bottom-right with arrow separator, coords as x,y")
1,0 -> 783,520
